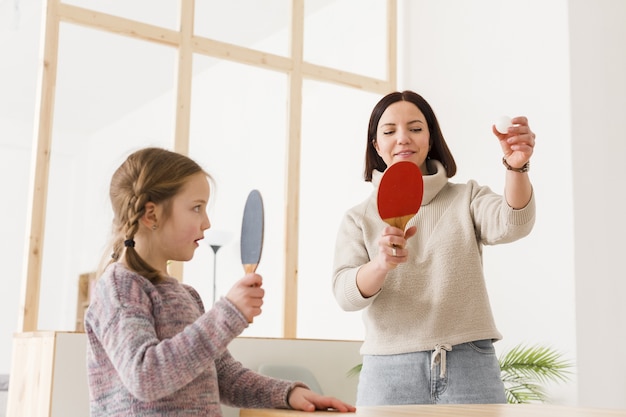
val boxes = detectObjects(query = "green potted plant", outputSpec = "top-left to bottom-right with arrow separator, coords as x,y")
499,343 -> 573,404
348,343 -> 574,404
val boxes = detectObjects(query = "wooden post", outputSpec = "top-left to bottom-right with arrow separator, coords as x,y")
18,0 -> 61,332
168,0 -> 195,281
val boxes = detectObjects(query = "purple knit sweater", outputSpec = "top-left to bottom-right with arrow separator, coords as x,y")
85,262 -> 302,416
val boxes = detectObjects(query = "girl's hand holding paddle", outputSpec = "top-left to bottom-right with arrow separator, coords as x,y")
226,273 -> 264,323
235,189 -> 265,323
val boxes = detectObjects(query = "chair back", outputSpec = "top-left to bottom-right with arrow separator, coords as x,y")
258,364 -> 324,395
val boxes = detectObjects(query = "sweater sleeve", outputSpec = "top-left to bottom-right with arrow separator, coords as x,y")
469,181 -> 536,245
86,267 -> 249,402
216,350 -> 309,409
332,199 -> 382,312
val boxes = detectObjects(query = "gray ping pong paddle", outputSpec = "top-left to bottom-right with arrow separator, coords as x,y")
240,189 -> 264,273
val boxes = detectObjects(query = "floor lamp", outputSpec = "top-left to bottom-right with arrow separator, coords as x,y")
209,244 -> 222,305
205,229 -> 231,305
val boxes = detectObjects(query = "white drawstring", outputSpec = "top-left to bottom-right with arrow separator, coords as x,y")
431,343 -> 452,379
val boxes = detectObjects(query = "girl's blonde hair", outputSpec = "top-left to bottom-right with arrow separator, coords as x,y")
98,147 -> 209,282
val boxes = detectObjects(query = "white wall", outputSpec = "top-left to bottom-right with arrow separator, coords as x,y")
0,0 -> 42,377
568,0 -> 626,409
399,0 -> 577,405
399,0 -> 626,409
1,0 -> 625,410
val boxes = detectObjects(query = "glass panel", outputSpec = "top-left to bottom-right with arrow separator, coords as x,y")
61,0 -> 178,29
298,79 -> 381,340
186,56 -> 288,338
194,0 -> 290,57
304,0 -> 387,80
38,23 -> 176,330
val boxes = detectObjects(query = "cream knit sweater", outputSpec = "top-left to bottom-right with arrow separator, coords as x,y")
332,160 -> 535,355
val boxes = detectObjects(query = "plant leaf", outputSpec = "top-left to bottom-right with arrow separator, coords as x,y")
347,363 -> 362,378
499,343 -> 574,404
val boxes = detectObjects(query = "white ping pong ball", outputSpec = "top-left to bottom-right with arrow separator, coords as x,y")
495,116 -> 512,134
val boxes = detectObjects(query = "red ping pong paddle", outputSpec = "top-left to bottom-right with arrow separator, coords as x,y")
377,161 -> 424,230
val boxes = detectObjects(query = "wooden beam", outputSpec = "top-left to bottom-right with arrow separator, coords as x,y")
191,36 -> 292,72
168,0 -> 196,281
173,0 -> 195,157
58,3 -> 181,47
387,0 -> 398,90
282,0 -> 305,339
18,0 -> 61,332
301,62 -> 391,95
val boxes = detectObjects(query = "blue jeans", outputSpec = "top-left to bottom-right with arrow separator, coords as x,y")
356,340 -> 507,405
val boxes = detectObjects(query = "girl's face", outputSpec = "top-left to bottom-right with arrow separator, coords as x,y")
152,172 -> 211,268
374,100 -> 430,173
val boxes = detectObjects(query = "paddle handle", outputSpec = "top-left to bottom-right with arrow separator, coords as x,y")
242,263 -> 260,323
382,214 -> 415,230
382,215 -> 416,270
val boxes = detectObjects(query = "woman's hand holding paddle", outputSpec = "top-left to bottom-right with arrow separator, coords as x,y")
377,225 -> 417,269
356,161 -> 423,298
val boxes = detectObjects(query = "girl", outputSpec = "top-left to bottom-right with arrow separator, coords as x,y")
85,147 -> 355,416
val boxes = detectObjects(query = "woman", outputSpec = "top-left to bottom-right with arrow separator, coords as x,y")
332,90 -> 535,405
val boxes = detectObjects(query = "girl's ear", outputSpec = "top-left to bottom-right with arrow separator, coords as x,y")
141,202 -> 158,228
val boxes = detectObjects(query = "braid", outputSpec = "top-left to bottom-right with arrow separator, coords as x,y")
123,187 -> 162,282
125,192 -> 148,241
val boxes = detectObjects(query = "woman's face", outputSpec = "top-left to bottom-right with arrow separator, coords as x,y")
374,100 -> 430,172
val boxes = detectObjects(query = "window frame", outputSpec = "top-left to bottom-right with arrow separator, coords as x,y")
20,0 -> 397,337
